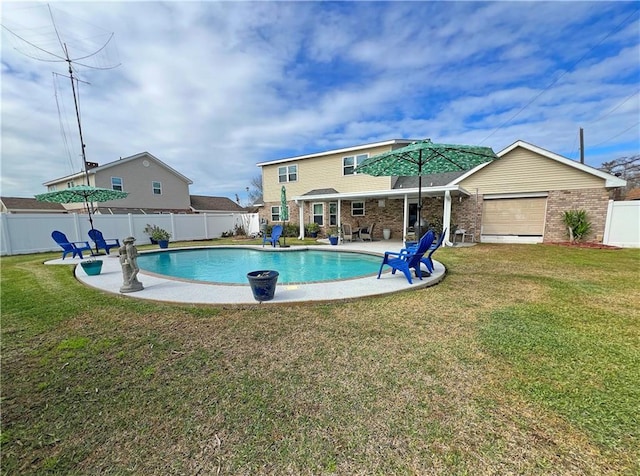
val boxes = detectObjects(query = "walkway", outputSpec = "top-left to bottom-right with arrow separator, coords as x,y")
46,240 -> 447,305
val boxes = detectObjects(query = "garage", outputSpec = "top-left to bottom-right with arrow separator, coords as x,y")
481,196 -> 547,243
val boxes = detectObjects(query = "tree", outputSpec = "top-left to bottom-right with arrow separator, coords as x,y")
246,175 -> 263,206
599,155 -> 640,199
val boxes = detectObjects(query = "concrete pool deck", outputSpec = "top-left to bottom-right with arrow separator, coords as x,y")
45,240 -> 448,305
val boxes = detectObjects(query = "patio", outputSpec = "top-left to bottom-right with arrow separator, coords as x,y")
48,239 -> 452,305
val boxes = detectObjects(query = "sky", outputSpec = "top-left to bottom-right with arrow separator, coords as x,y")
1,1 -> 639,203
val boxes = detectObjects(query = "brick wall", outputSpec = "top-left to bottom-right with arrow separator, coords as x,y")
544,188 -> 610,242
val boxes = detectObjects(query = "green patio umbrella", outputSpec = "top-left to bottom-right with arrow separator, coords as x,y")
355,139 -> 498,239
280,185 -> 289,247
36,185 -> 129,234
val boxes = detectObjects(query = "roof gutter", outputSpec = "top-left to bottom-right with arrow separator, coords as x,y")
292,185 -> 470,203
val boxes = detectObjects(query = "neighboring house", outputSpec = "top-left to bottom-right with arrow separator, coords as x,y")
625,188 -> 640,200
0,197 -> 67,214
256,139 -> 626,244
190,195 -> 247,214
43,152 -> 194,214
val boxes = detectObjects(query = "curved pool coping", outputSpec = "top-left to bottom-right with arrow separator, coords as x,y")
47,242 -> 446,305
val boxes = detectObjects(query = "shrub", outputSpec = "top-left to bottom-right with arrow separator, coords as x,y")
562,209 -> 592,242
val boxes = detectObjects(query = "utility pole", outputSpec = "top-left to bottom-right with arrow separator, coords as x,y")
580,127 -> 585,164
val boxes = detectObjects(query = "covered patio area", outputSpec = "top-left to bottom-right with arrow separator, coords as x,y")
293,184 -> 474,246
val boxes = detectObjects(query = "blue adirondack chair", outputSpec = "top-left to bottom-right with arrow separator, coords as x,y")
262,224 -> 283,247
377,230 -> 435,284
423,228 -> 447,273
88,229 -> 120,255
51,230 -> 93,259
403,228 -> 447,274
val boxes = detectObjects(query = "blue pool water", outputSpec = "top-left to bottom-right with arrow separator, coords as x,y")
136,248 -> 381,284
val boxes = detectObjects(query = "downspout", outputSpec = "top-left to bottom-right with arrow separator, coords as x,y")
443,190 -> 453,246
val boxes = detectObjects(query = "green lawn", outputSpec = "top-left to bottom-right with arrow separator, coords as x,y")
2,243 -> 638,475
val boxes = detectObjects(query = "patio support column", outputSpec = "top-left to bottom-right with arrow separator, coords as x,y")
443,190 -> 453,246
297,200 -> 304,239
403,194 -> 410,242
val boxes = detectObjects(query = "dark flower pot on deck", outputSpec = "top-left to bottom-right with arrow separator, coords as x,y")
158,240 -> 169,249
247,270 -> 279,302
329,236 -> 339,245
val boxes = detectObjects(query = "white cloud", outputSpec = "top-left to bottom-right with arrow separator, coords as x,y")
1,1 -> 638,199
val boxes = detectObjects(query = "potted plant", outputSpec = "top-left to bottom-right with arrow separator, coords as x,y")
144,224 -> 161,244
80,256 -> 102,275
328,226 -> 339,245
305,222 -> 320,238
150,227 -> 171,248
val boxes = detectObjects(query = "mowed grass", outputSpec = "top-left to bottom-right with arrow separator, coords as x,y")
1,243 -> 638,474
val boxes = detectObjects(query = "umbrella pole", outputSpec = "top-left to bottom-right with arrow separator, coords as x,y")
416,150 -> 423,240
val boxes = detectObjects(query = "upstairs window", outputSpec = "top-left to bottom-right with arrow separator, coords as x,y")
152,181 -> 162,195
343,154 -> 368,175
278,165 -> 297,183
111,177 -> 123,191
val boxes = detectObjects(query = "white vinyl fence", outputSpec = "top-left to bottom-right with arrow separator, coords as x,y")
0,212 -> 260,256
603,200 -> 640,248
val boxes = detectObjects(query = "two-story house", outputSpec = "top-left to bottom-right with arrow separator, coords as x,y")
43,152 -> 194,214
256,139 -> 626,244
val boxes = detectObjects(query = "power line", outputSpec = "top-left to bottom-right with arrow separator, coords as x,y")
591,121 -> 640,147
586,89 -> 640,125
479,7 -> 640,145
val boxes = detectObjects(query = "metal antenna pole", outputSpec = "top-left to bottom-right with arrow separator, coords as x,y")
65,44 -> 90,187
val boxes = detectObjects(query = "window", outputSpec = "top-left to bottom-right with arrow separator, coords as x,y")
351,201 -> 365,216
343,153 -> 368,175
278,165 -> 297,183
329,202 -> 338,226
152,181 -> 162,195
271,206 -> 281,221
111,177 -> 123,191
66,182 -> 74,188
312,203 -> 324,226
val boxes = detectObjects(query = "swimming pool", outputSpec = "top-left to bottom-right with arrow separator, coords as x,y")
137,247 -> 382,284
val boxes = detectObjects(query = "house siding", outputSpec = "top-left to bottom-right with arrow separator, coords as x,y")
459,148 -> 603,194
93,156 -> 191,209
261,143 -> 401,203
45,154 -> 192,211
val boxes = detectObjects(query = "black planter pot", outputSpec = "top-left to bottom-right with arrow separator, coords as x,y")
329,236 -> 339,245
158,240 -> 169,249
247,270 -> 279,302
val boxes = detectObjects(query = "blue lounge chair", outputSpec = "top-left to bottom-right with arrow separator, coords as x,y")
423,228 -> 447,273
262,224 -> 283,247
88,229 -> 120,255
377,230 -> 435,284
404,228 -> 447,274
51,230 -> 93,260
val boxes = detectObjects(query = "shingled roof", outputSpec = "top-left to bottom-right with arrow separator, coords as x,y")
0,197 -> 67,213
190,195 -> 246,212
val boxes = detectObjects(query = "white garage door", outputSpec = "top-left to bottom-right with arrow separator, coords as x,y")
482,197 -> 547,236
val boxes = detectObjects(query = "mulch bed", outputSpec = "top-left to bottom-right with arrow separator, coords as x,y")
546,241 -> 622,250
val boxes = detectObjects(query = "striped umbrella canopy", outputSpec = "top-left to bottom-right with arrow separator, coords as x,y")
355,139 -> 497,238
280,185 -> 289,221
36,185 -> 129,232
